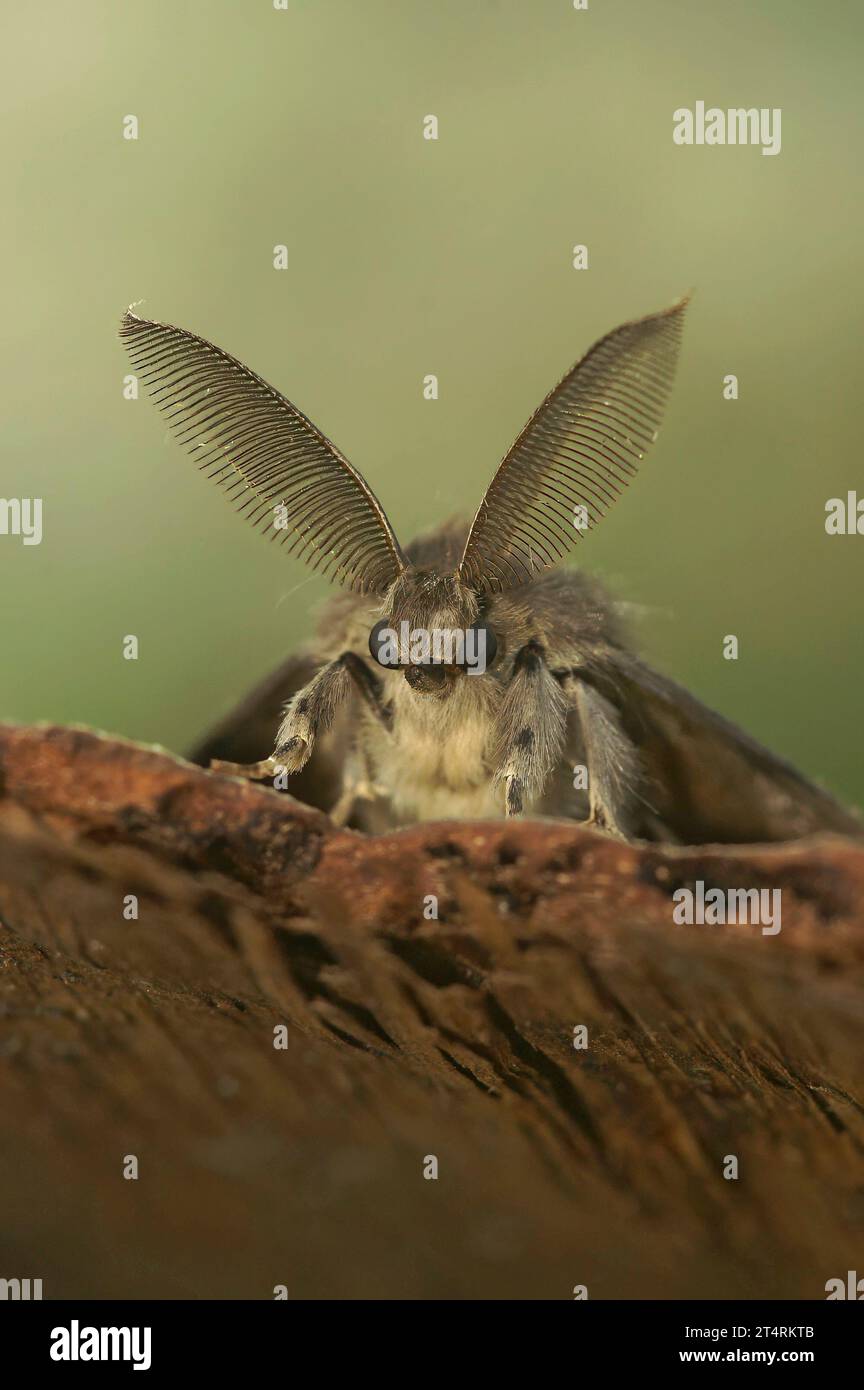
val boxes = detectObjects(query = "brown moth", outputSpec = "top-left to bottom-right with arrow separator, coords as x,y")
120,301 -> 859,842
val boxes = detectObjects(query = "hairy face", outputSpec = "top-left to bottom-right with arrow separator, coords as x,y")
370,569 -> 497,698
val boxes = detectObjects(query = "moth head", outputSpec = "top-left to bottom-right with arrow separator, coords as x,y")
368,568 -> 498,698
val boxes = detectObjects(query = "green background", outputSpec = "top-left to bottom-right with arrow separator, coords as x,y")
2,0 -> 861,809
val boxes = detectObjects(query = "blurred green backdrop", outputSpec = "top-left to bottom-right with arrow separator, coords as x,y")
2,0 -> 862,808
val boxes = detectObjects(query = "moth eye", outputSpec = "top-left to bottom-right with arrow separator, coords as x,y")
368,618 -> 401,667
465,622 -> 498,671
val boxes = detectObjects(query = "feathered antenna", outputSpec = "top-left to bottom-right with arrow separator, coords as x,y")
458,297 -> 689,593
120,311 -> 406,595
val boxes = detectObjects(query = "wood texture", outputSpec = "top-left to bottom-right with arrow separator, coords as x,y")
0,722 -> 862,1299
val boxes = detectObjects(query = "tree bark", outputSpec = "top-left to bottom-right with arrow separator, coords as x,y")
0,722 -> 861,1299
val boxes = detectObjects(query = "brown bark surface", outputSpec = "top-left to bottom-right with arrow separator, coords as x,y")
0,722 -> 861,1299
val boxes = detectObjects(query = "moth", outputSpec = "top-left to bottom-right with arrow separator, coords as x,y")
120,301 -> 859,843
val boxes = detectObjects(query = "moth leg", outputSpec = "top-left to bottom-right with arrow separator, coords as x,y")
338,652 -> 393,731
274,648 -> 398,770
493,640 -> 568,817
329,778 -> 363,828
210,755 -> 282,780
209,653 -> 347,780
212,651 -> 390,782
564,675 -> 640,839
327,657 -> 393,822
328,744 -> 389,828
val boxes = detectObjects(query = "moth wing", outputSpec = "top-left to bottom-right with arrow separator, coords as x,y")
592,650 -> 861,844
188,652 -> 347,814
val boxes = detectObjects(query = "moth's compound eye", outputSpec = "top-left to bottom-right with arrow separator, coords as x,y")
368,619 -> 402,667
464,622 -> 498,673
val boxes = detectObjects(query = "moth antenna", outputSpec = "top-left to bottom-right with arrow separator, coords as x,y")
458,296 -> 689,594
119,309 -> 406,595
